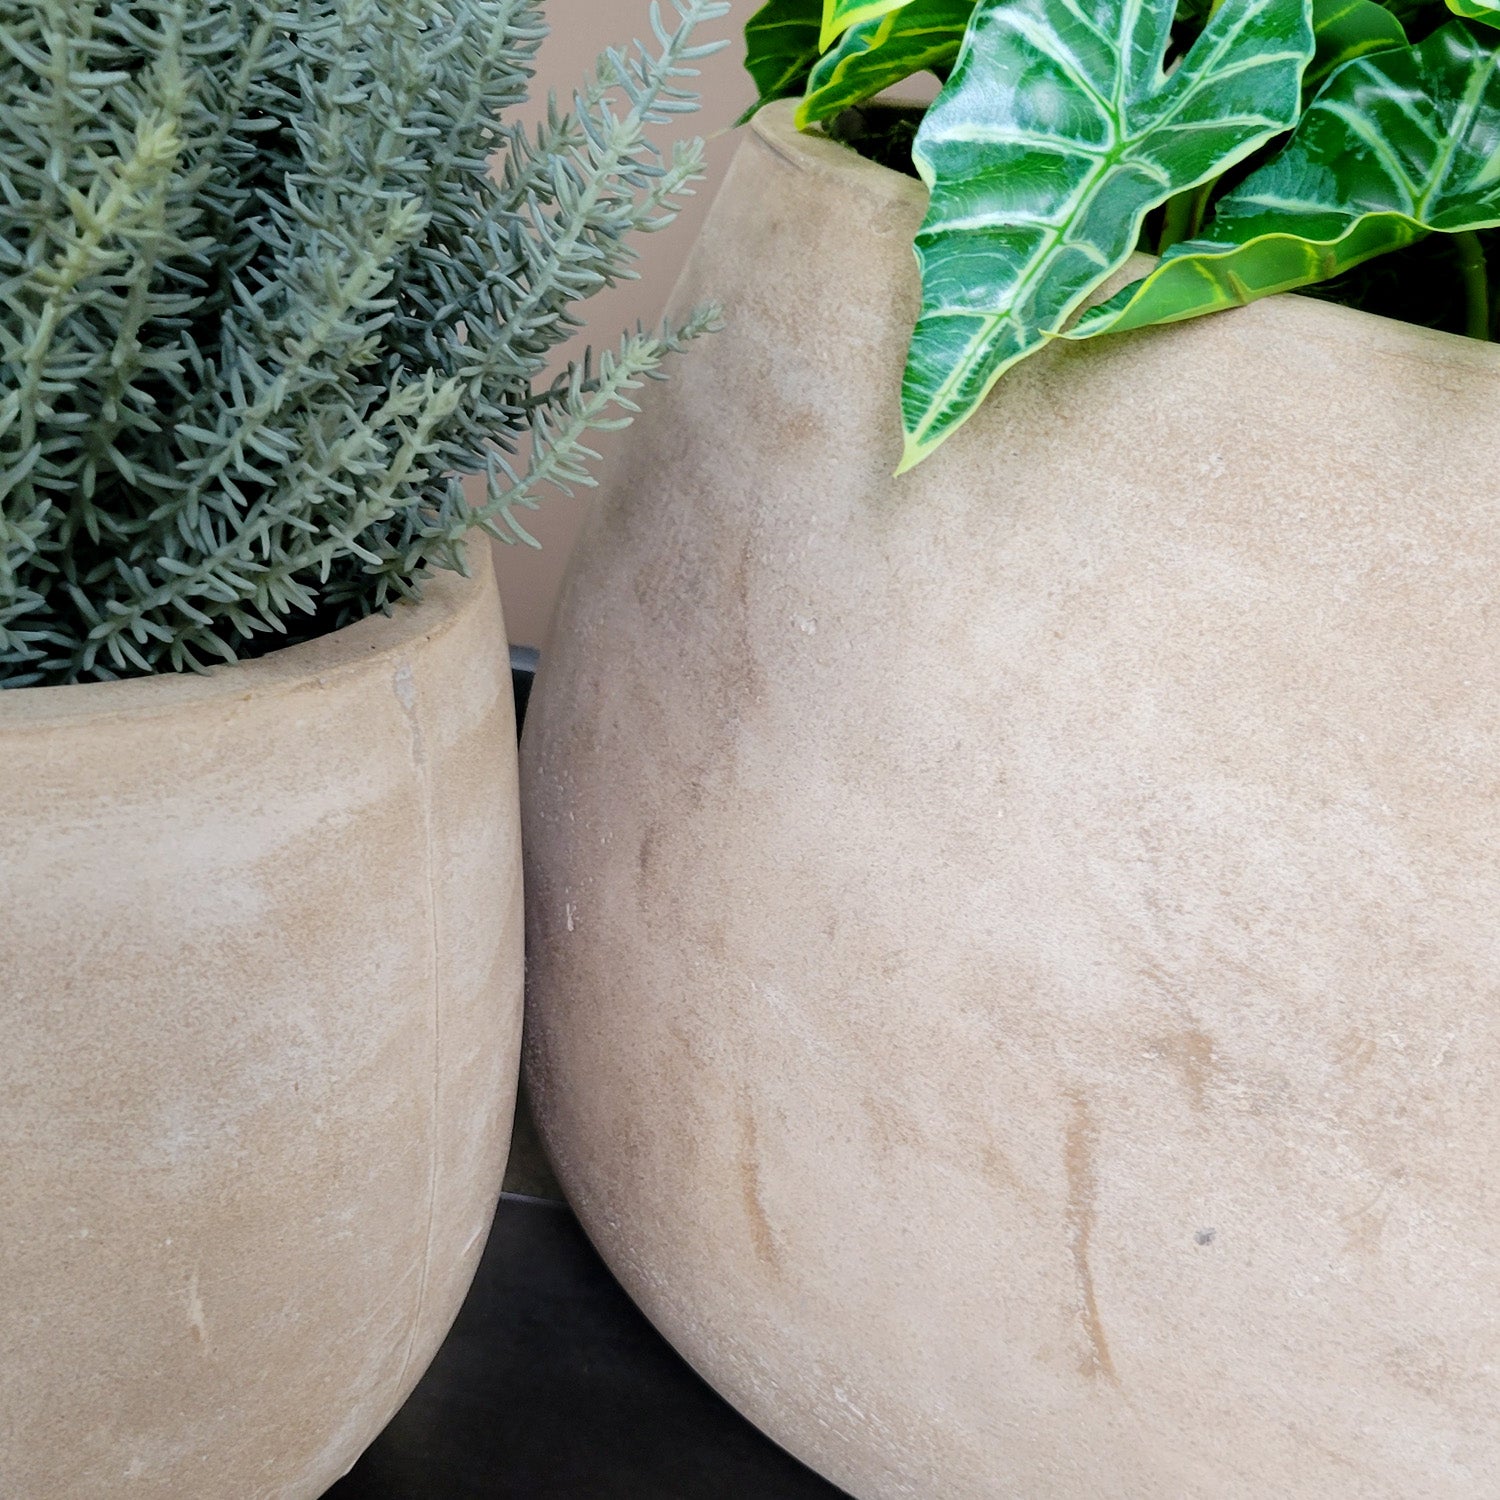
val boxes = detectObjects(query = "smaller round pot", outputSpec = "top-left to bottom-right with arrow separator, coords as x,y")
0,548 -> 522,1498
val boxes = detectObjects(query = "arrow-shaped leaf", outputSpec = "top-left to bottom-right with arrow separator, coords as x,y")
898,0 -> 1313,471
822,0 -> 917,49
799,0 -> 975,126
1070,21 -> 1500,340
744,0 -> 825,119
1308,0 -> 1406,92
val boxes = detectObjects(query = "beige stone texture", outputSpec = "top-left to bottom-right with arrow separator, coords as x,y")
0,548 -> 522,1498
521,101 -> 1500,1499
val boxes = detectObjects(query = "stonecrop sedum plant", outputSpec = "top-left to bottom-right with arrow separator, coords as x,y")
0,0 -> 725,687
745,0 -> 1500,467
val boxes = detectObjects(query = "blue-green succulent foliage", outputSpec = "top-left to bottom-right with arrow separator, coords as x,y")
0,0 -> 725,686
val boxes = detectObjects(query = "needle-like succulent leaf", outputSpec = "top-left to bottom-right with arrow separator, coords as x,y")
0,0 -> 727,686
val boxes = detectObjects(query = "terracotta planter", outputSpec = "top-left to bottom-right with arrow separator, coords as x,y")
0,549 -> 521,1498
521,101 -> 1500,1500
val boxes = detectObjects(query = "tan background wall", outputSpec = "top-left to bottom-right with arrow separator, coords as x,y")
493,0 -> 756,647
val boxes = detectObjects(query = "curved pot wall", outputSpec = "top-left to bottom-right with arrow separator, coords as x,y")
522,102 -> 1500,1500
0,550 -> 522,1498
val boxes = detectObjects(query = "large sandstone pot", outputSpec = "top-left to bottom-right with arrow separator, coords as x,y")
0,548 -> 521,1498
521,100 -> 1500,1499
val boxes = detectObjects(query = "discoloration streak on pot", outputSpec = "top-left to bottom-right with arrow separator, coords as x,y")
1064,1093 -> 1118,1386
739,1101 -> 783,1276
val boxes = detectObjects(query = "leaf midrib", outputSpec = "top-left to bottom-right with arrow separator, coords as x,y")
914,0 -> 1301,448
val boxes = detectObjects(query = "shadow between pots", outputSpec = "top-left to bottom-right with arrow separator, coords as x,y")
325,648 -> 848,1499
321,1193 -> 852,1500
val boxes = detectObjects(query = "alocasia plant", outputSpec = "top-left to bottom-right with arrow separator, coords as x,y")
1073,21 -> 1500,341
900,0 -> 1313,468
742,0 -> 1500,467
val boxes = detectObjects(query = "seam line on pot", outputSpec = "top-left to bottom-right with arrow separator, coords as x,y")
390,662 -> 444,1401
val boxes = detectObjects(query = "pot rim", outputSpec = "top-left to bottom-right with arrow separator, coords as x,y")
0,542 -> 496,728
749,99 -> 929,213
748,98 -> 1500,371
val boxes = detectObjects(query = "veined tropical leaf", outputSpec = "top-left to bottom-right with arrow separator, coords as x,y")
898,0 -> 1313,472
1447,0 -> 1500,23
822,0 -> 917,49
1308,0 -> 1406,91
743,0 -> 825,119
799,0 -> 975,126
1070,21 -> 1500,339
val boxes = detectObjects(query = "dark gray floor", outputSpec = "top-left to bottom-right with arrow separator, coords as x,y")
322,1189 -> 851,1499
499,1076 -> 562,1201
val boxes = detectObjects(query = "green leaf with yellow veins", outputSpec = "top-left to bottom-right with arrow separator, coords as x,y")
743,0 -> 825,119
1070,22 -> 1500,340
1447,0 -> 1500,25
821,0 -> 918,50
799,0 -> 975,126
1308,0 -> 1406,93
898,0 -> 1314,472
